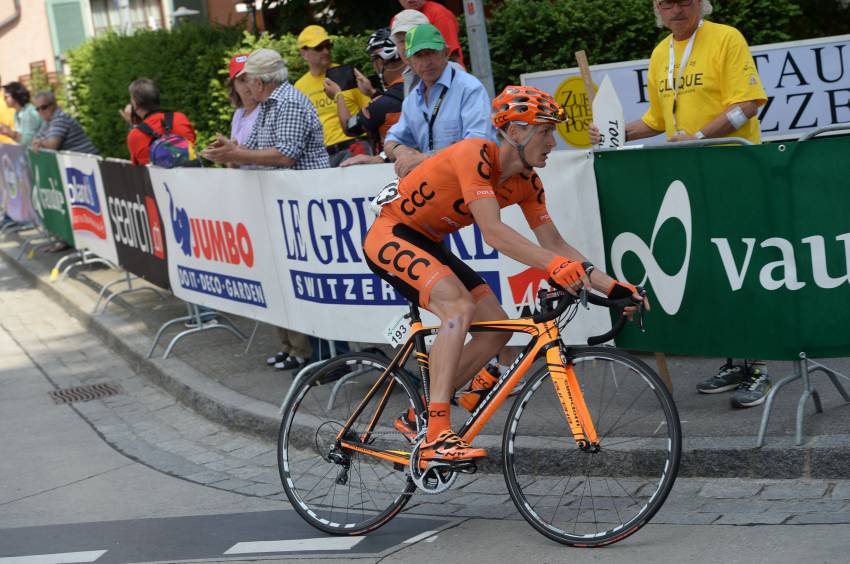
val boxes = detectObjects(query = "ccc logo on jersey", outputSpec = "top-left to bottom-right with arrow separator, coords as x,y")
520,171 -> 545,204
400,181 -> 435,216
452,198 -> 470,216
377,242 -> 431,280
477,143 -> 493,180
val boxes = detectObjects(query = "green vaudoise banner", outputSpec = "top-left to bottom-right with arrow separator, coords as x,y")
595,135 -> 850,361
27,149 -> 75,246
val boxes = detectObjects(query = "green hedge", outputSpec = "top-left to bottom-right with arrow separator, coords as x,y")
486,0 -> 807,90
66,24 -> 372,159
65,1 -> 846,158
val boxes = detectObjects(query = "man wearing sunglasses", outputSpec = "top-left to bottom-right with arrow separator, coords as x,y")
31,91 -> 97,154
590,0 -> 771,409
591,0 -> 765,145
294,25 -> 372,167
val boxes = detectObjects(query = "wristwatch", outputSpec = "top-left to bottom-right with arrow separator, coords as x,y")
379,150 -> 390,163
695,130 -> 706,140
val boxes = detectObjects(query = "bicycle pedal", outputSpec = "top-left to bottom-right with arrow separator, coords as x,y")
449,459 -> 477,474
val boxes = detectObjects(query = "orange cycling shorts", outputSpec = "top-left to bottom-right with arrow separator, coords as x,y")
363,215 -> 493,308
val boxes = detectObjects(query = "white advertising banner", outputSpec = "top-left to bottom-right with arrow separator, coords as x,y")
522,34 -> 850,149
55,152 -> 120,265
260,151 -> 610,344
148,167 -> 289,326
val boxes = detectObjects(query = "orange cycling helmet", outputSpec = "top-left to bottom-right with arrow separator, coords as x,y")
492,85 -> 565,129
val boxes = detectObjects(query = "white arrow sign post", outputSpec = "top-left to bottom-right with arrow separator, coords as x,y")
592,74 -> 626,149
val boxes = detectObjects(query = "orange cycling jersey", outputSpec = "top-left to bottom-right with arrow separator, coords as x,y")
381,138 -> 552,241
364,138 -> 553,307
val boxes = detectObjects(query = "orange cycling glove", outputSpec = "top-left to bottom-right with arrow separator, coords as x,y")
607,280 -> 638,299
547,256 -> 587,289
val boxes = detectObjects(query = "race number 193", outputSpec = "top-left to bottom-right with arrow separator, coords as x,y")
383,312 -> 410,347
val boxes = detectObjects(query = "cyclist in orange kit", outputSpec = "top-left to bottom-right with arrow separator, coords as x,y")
363,85 -> 647,462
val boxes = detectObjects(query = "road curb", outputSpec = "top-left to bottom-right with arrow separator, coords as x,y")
2,238 -> 849,479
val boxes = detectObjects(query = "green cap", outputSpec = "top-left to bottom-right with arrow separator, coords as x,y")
405,23 -> 446,57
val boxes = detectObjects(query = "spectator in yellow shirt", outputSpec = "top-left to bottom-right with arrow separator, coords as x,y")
590,0 -> 771,408
294,25 -> 372,167
591,0 -> 766,145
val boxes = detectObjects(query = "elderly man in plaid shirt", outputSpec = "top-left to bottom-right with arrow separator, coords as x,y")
203,48 -> 329,170
203,48 -> 329,371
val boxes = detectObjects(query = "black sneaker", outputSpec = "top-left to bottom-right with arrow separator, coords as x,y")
266,352 -> 288,366
731,365 -> 771,408
275,356 -> 307,371
696,361 -> 747,394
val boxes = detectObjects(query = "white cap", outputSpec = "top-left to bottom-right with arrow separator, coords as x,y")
390,9 -> 429,37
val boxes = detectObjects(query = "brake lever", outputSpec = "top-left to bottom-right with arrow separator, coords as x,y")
637,288 -> 646,332
579,287 -> 589,309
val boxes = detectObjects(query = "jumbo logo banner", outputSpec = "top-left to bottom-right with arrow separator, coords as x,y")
523,34 -> 850,149
594,135 -> 850,360
99,160 -> 170,289
260,151 -> 609,344
56,152 -> 119,264
0,144 -> 35,224
149,167 -> 289,325
27,149 -> 74,245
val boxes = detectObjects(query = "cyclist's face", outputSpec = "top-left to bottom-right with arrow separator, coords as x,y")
522,124 -> 557,167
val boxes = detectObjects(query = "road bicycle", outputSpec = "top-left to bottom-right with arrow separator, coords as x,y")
278,285 -> 681,547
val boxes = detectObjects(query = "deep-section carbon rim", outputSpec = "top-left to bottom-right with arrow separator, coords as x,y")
278,352 -> 423,535
502,347 -> 681,546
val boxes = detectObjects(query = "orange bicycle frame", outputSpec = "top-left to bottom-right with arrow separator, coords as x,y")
335,310 -> 601,467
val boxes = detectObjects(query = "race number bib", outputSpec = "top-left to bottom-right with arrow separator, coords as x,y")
369,179 -> 401,215
383,311 -> 410,347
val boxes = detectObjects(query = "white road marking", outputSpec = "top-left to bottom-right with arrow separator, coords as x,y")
403,530 -> 438,544
223,537 -> 364,554
0,550 -> 107,564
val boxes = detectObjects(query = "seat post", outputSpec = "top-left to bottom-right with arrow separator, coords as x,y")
407,301 -> 421,324
407,300 -> 429,407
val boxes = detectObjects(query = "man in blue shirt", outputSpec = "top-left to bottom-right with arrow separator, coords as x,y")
383,23 -> 495,178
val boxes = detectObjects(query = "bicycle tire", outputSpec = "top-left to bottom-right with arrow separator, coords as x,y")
502,346 -> 681,547
278,352 -> 424,535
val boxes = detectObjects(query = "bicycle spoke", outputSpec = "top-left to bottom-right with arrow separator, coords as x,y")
503,350 -> 681,546
279,353 -> 420,534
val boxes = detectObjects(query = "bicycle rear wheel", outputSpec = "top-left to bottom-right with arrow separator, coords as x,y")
278,352 -> 424,535
502,346 -> 681,546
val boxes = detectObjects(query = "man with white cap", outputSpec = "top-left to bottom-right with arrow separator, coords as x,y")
395,0 -> 464,67
203,48 -> 328,372
383,23 -> 495,178
390,8 -> 429,96
202,48 -> 328,171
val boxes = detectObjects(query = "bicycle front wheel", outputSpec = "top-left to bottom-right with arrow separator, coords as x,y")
278,352 -> 423,535
502,347 -> 681,547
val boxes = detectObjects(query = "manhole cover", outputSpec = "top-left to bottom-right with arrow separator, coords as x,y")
49,382 -> 122,404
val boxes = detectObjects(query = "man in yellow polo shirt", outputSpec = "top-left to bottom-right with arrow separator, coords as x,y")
590,0 -> 770,408
294,25 -> 372,167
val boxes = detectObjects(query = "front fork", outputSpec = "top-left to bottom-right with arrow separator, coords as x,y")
545,341 -> 600,448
